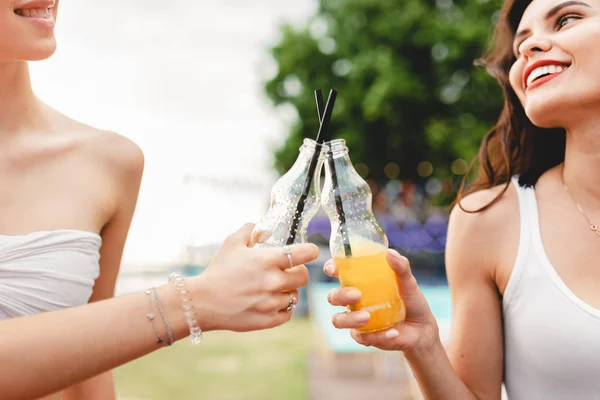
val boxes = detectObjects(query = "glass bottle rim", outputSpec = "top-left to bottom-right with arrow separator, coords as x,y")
325,139 -> 348,158
300,138 -> 329,156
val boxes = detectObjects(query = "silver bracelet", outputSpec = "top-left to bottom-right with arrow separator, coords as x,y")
152,287 -> 174,346
168,273 -> 203,344
144,289 -> 166,346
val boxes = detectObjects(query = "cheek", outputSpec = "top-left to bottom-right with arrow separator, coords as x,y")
508,63 -> 520,88
509,63 -> 525,101
0,18 -> 22,49
564,19 -> 600,69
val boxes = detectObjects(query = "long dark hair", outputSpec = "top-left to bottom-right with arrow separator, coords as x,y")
456,0 -> 566,212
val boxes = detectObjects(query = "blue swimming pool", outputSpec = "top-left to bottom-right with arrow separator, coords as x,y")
309,282 -> 452,353
420,285 -> 452,320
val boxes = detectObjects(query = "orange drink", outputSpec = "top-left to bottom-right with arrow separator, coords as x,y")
335,241 -> 405,333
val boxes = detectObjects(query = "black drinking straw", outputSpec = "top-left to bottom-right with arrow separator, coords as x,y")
314,89 -> 352,257
285,90 -> 337,245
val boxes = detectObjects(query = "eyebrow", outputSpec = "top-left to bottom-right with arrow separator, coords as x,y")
513,1 -> 592,44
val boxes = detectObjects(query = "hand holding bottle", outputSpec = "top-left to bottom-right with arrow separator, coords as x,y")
320,139 -> 406,333
323,249 -> 439,353
196,223 -> 318,332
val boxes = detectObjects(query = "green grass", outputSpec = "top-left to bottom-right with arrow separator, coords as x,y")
114,317 -> 314,400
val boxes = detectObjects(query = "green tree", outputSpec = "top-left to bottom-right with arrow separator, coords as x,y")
264,0 -> 504,184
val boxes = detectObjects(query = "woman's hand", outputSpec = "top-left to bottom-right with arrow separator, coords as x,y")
324,249 -> 439,353
190,223 -> 319,333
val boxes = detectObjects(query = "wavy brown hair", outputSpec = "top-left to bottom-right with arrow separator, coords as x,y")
456,0 -> 566,212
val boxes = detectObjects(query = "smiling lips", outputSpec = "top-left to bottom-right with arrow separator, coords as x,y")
13,1 -> 56,29
523,60 -> 570,90
14,8 -> 52,18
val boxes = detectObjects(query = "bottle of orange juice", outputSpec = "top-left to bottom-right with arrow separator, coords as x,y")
321,139 -> 405,333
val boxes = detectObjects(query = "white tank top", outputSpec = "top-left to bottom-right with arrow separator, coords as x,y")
0,230 -> 101,319
503,177 -> 600,399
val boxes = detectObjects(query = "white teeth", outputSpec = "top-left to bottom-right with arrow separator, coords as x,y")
15,8 -> 51,18
527,64 -> 568,87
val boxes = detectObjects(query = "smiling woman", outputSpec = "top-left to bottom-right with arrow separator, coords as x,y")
324,0 -> 600,399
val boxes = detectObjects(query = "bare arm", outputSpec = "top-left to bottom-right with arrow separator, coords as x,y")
0,224 -> 319,400
404,194 -> 507,399
443,196 -> 508,399
62,134 -> 144,400
2,285 -> 185,400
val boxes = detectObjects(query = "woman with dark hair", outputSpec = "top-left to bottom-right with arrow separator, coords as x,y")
326,0 -> 600,398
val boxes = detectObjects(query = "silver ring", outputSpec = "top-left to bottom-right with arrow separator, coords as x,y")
286,292 -> 297,312
282,245 -> 293,269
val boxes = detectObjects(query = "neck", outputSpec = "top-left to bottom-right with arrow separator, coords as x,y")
0,61 -> 45,134
562,120 -> 600,205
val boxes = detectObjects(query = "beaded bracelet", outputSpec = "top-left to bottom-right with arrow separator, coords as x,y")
168,273 -> 203,344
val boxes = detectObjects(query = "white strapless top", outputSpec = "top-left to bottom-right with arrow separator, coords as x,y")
0,230 -> 101,319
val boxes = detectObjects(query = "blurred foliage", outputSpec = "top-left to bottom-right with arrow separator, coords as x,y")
264,0 -> 504,184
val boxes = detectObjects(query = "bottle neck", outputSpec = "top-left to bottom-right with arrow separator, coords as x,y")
326,139 -> 355,175
298,138 -> 328,162
328,139 -> 349,159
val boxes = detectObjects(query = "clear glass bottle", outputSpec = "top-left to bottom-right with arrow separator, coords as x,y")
321,139 -> 405,332
251,139 -> 328,248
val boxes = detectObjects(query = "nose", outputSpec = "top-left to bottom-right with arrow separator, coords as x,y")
519,34 -> 552,59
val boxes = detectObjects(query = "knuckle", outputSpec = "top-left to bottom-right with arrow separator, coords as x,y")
331,313 -> 344,329
223,233 -> 237,245
351,331 -> 364,344
327,289 -> 338,304
266,296 -> 281,312
254,252 -> 273,267
297,266 -> 309,286
263,274 -> 283,292
406,275 -> 418,288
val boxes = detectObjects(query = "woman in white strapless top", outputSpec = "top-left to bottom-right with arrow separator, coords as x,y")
324,0 -> 600,399
0,1 -> 145,398
0,3 -> 321,400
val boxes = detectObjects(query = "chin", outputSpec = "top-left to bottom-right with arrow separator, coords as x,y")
11,40 -> 57,62
523,93 -> 575,128
525,109 -> 560,128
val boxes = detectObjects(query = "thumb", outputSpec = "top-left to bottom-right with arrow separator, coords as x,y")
225,223 -> 256,248
387,249 -> 419,296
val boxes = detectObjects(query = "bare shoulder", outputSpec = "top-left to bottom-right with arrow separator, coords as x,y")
449,182 -> 518,238
446,181 -> 520,281
84,128 -> 143,176
61,117 -> 145,182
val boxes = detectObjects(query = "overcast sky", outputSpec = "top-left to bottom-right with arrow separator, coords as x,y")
29,0 -> 316,268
